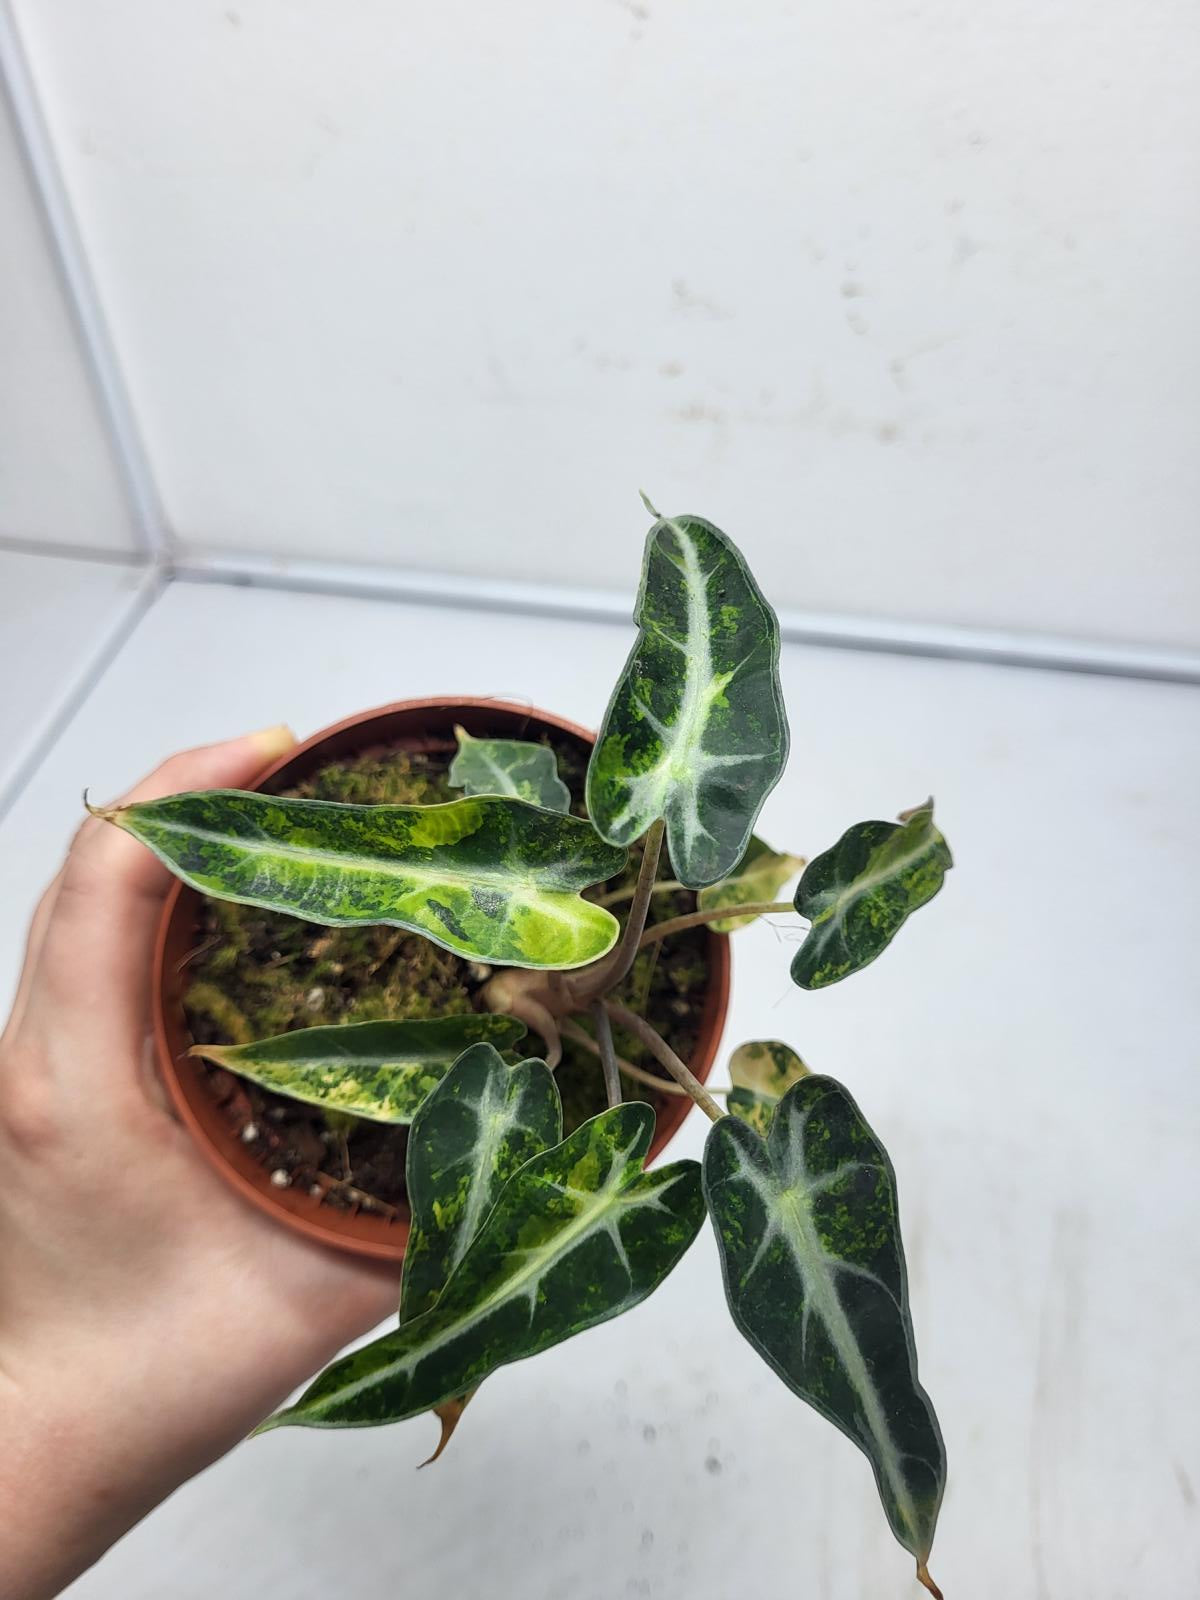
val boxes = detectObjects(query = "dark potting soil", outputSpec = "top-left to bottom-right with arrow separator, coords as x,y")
183,734 -> 711,1221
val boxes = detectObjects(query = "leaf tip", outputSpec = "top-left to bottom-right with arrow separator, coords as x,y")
418,1396 -> 471,1467
186,1042 -> 230,1066
83,788 -> 117,823
638,488 -> 662,520
898,796 -> 935,823
915,1560 -> 943,1600
250,1411 -> 289,1438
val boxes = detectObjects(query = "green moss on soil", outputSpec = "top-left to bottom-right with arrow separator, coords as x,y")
184,734 -> 711,1215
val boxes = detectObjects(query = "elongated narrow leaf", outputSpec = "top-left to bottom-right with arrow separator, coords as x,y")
791,800 -> 952,989
696,834 -> 804,932
263,1103 -> 703,1430
586,510 -> 789,889
95,790 -> 625,970
726,1039 -> 809,1136
188,1016 -> 526,1125
400,1043 -> 562,1323
704,1077 -> 945,1591
449,726 -> 570,813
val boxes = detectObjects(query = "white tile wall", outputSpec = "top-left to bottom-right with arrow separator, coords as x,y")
10,0 -> 1200,646
0,80 -> 134,552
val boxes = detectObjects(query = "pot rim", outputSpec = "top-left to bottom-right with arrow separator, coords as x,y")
153,696 -> 730,1261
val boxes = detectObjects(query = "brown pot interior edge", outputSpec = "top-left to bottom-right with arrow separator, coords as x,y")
154,697 -> 730,1262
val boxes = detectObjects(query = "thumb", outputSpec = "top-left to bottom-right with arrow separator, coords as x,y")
43,726 -> 297,993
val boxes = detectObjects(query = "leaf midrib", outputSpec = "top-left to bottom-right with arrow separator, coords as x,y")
753,1154 -> 925,1552
127,811 -> 597,899
313,1159 -> 660,1419
812,828 -> 938,932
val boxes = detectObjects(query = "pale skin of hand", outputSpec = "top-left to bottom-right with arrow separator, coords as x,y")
0,730 -> 402,1600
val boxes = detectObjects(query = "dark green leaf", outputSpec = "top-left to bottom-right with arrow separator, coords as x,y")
399,1042 -> 562,1462
190,1016 -> 527,1126
449,726 -> 570,813
586,510 -> 789,889
726,1039 -> 809,1136
95,790 -> 625,969
791,800 -> 952,989
400,1043 -> 562,1323
263,1103 -> 703,1430
696,834 -> 804,932
704,1076 -> 945,1587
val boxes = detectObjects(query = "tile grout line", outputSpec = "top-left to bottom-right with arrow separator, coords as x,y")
0,2 -> 171,564
0,566 -> 166,823
171,551 -> 1200,686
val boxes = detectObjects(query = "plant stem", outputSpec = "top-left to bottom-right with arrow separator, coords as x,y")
603,1001 -> 724,1122
638,899 -> 795,949
592,1002 -> 622,1109
561,1018 -> 735,1098
595,879 -> 685,908
568,819 -> 666,1003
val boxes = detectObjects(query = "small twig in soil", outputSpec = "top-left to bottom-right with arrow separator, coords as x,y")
311,1171 -> 398,1221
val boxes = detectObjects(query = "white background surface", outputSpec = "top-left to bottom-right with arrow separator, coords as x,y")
4,0 -> 1199,647
2,574 -> 1198,1598
0,83 -> 133,553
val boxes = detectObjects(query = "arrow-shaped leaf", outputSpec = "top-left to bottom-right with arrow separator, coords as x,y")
726,1039 -> 810,1136
188,1015 -> 526,1126
704,1076 -> 945,1595
262,1102 -> 703,1430
586,510 -> 789,889
449,726 -> 571,813
791,800 -> 952,990
697,834 -> 804,932
400,1043 -> 562,1323
399,1042 -> 563,1462
94,790 -> 625,970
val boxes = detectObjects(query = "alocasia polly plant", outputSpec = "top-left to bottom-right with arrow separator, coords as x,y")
92,502 -> 953,1596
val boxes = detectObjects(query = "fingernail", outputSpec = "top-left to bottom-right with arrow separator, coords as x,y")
248,723 -> 297,759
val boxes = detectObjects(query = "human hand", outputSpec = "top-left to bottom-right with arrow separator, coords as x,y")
0,731 -> 402,1600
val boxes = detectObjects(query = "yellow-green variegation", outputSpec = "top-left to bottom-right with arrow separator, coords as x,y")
400,1043 -> 562,1323
696,835 -> 804,932
704,1076 -> 945,1594
187,1016 -> 526,1125
791,800 -> 952,989
726,1039 -> 809,1136
95,790 -> 625,970
449,727 -> 571,813
262,1102 -> 703,1431
398,1042 -> 562,1461
586,510 -> 789,888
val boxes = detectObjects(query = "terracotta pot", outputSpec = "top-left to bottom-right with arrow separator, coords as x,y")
154,697 -> 730,1262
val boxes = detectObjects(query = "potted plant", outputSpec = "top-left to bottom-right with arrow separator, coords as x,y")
91,501 -> 953,1596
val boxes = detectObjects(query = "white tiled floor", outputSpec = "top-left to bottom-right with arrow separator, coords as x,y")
3,566 -> 1199,1598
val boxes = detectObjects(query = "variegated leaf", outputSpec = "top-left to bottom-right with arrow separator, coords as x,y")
726,1039 -> 810,1136
399,1042 -> 562,1462
791,800 -> 952,989
449,726 -> 570,813
262,1103 -> 703,1430
704,1076 -> 945,1593
94,790 -> 625,969
586,509 -> 789,889
188,1016 -> 525,1125
696,834 -> 804,932
400,1043 -> 562,1323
